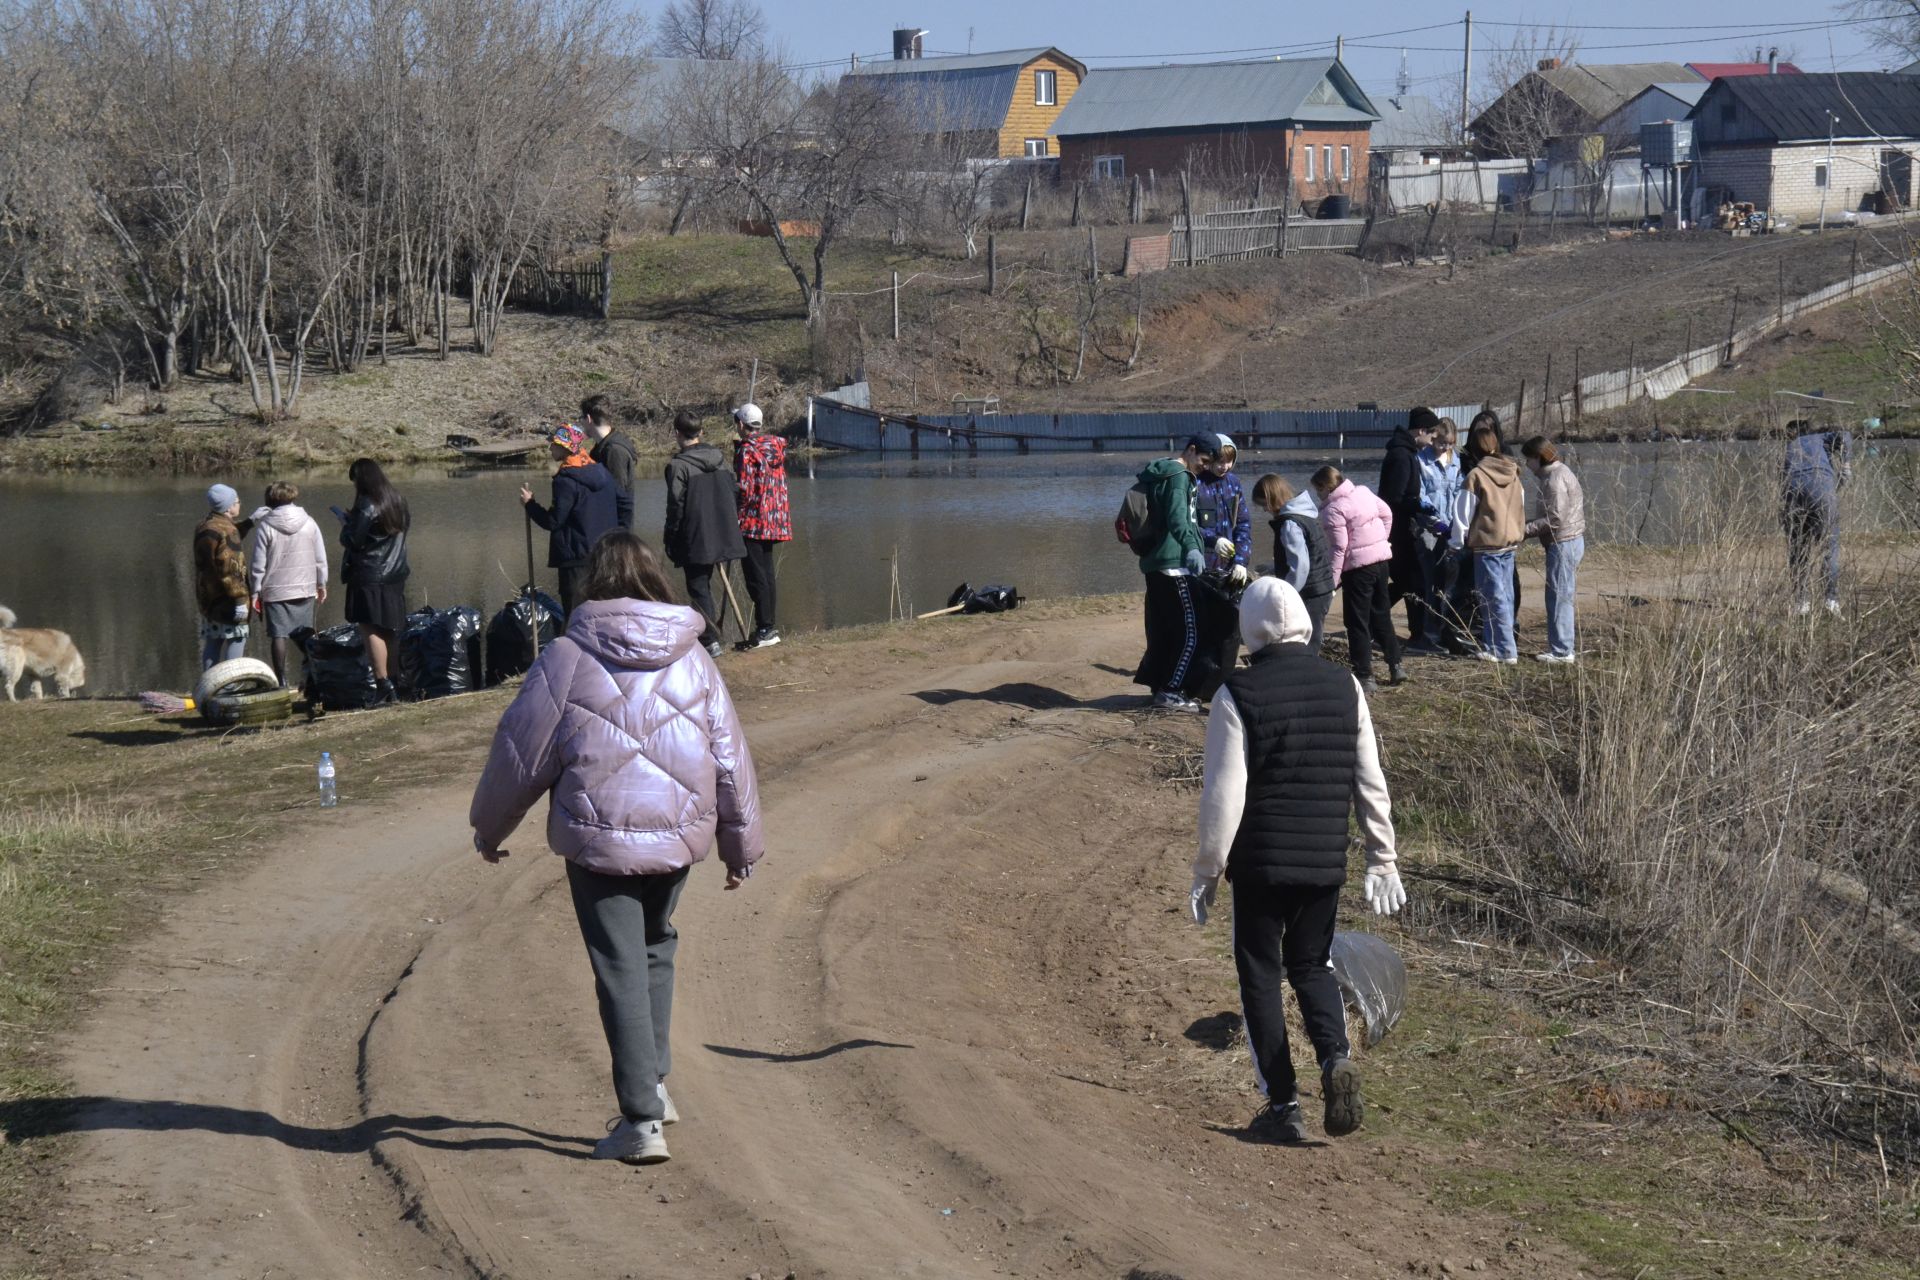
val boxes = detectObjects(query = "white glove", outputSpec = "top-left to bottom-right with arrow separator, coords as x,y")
1189,874 -> 1219,926
1183,548 -> 1206,575
1213,537 -> 1236,561
1228,564 -> 1249,586
1363,867 -> 1407,916
231,603 -> 249,623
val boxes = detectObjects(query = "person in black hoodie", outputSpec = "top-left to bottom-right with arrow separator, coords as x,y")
1379,407 -> 1437,650
663,411 -> 748,658
583,393 -> 638,530
520,422 -> 618,623
338,458 -> 411,704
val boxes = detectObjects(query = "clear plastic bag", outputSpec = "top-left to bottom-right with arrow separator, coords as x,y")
1331,930 -> 1408,1046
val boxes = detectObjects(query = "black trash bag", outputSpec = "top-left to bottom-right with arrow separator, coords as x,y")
485,590 -> 564,685
1330,930 -> 1408,1046
945,582 -> 1021,614
299,622 -> 380,711
399,605 -> 483,701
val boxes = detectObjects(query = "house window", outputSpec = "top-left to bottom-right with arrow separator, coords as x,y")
1024,137 -> 1049,158
1034,69 -> 1057,106
1341,144 -> 1352,181
1303,144 -> 1314,181
1815,162 -> 1830,188
1093,154 -> 1125,180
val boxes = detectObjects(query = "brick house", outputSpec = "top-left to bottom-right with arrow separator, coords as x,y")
1688,73 -> 1920,219
844,41 -> 1086,160
1045,58 -> 1378,200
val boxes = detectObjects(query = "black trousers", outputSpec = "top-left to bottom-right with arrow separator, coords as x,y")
1387,523 -> 1428,641
558,564 -> 589,627
682,564 -> 722,648
1302,591 -> 1333,655
741,538 -> 779,632
1134,572 -> 1201,695
1233,880 -> 1350,1103
566,862 -> 691,1124
1340,560 -> 1402,680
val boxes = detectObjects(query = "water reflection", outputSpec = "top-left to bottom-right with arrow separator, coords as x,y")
2,441 -> 1913,695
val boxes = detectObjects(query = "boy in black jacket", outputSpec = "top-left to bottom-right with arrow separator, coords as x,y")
663,412 -> 747,657
520,422 -> 618,622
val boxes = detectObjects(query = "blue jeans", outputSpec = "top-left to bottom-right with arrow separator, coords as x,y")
1474,549 -> 1517,660
200,623 -> 248,670
1544,537 -> 1584,657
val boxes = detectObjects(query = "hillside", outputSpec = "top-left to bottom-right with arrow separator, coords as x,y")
4,221 -> 1914,472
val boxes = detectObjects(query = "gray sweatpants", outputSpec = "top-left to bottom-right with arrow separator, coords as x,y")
565,861 -> 691,1124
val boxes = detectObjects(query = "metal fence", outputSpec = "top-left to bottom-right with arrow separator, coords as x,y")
808,401 -> 1485,455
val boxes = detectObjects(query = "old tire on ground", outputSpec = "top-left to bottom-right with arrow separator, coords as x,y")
201,686 -> 297,727
195,658 -> 280,707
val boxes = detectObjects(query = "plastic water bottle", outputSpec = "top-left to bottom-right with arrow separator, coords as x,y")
318,752 -> 337,808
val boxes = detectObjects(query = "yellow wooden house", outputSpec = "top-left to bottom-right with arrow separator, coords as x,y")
845,46 -> 1087,160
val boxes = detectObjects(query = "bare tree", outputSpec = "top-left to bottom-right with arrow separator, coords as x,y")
1845,1 -> 1920,61
1470,25 -> 1583,163
653,0 -> 764,60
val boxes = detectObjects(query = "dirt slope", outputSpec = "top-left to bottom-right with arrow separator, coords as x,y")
47,609 -> 1590,1279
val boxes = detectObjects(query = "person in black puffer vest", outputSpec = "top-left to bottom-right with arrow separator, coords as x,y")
1188,576 -> 1407,1145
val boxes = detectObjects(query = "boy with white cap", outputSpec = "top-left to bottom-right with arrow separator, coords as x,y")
1188,576 -> 1407,1143
731,403 -> 791,650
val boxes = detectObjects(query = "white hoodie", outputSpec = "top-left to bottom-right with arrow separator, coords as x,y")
1193,577 -> 1397,882
247,504 -> 329,603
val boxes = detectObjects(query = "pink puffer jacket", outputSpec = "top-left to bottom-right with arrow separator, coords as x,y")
468,598 -> 764,876
1317,479 -> 1395,583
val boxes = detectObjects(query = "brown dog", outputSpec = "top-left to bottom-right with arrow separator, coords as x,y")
0,608 -> 87,700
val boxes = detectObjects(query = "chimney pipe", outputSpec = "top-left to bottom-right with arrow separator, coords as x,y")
1768,47 -> 1779,75
892,28 -> 927,61
1537,57 -> 1560,72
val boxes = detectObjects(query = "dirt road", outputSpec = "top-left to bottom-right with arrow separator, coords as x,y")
46,605 -> 1587,1279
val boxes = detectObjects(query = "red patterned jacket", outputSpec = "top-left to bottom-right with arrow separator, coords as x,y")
734,434 -> 792,542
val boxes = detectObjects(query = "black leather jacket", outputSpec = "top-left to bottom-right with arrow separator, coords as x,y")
340,500 -> 410,585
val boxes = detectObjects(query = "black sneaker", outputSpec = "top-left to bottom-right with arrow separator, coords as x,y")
1247,1099 -> 1308,1144
1358,677 -> 1379,695
1388,664 -> 1409,686
736,627 -> 783,651
1322,1056 -> 1364,1137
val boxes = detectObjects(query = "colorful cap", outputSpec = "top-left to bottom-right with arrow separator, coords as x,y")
549,422 -> 587,454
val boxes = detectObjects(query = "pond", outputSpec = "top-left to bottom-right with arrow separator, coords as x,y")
4,440 -> 1915,696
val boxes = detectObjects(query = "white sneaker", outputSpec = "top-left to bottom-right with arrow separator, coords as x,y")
658,1082 -> 679,1125
1824,599 -> 1842,616
594,1117 -> 670,1164
1794,600 -> 1812,617
1534,653 -> 1576,665
1473,650 -> 1501,662
1500,657 -> 1518,666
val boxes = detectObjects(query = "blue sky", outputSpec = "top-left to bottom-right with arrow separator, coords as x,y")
751,2 -> 1891,97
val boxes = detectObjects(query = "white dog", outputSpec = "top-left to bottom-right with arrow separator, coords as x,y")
0,606 -> 88,700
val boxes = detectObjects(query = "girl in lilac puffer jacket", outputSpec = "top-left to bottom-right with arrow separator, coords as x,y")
470,530 -> 763,1166
1309,468 -> 1406,691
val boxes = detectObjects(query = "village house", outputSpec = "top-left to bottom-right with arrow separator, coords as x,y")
1046,57 -> 1379,200
1472,60 -> 1698,157
842,32 -> 1085,160
1688,72 -> 1920,219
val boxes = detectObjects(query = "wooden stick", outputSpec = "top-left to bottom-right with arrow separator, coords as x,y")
717,562 -> 748,640
524,508 -> 540,660
915,603 -> 967,620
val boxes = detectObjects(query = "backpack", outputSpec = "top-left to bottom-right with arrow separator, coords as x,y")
1115,481 -> 1163,549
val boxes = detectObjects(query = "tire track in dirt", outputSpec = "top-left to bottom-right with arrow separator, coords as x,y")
48,610 -> 1590,1278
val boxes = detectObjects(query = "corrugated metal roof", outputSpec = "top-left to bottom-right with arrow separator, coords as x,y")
1048,58 -> 1378,137
853,66 -> 1021,132
1693,71 -> 1920,141
1687,61 -> 1804,79
1537,62 -> 1699,121
1645,82 -> 1708,107
1370,94 -> 1454,149
848,48 -> 1057,76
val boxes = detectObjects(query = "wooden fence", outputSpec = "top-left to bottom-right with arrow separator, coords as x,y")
504,259 -> 609,318
1166,206 -> 1368,267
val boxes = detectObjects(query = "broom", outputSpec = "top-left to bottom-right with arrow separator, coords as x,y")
139,692 -> 196,715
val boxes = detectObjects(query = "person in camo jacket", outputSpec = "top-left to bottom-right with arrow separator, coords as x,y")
731,403 -> 790,650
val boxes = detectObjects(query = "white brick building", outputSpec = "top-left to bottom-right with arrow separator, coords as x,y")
1688,73 -> 1920,220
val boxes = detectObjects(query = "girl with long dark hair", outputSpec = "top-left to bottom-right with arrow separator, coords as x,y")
338,457 -> 411,704
470,530 -> 763,1165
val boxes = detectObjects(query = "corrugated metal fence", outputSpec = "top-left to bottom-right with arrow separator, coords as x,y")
808,403 -> 1485,454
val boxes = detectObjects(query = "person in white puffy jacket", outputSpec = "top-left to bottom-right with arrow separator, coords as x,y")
1188,576 -> 1406,1144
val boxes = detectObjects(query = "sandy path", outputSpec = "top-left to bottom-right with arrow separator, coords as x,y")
49,608 -> 1587,1279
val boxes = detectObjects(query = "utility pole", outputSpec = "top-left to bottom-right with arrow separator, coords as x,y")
1460,10 -> 1473,144
1818,111 -> 1836,232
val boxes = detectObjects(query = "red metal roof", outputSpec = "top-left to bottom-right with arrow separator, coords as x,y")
1686,61 -> 1803,78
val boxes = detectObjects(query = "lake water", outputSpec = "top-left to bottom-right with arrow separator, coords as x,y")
4,441 -> 1915,696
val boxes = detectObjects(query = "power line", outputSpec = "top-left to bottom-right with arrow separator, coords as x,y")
1071,20 -> 1458,63
1356,23 -> 1880,54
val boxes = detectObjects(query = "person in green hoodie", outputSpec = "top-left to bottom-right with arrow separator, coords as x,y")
1131,435 -> 1210,711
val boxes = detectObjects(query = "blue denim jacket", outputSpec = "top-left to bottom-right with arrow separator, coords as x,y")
1415,446 -> 1462,530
